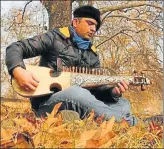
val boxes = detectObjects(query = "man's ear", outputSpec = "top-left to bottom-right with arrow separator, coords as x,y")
72,18 -> 79,28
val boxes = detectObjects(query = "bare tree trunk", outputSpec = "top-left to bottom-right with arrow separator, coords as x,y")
41,0 -> 72,30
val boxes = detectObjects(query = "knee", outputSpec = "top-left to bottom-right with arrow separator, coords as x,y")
69,86 -> 92,96
46,86 -> 95,106
70,85 -> 87,92
119,97 -> 131,113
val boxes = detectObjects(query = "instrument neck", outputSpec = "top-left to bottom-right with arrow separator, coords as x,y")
70,73 -> 134,87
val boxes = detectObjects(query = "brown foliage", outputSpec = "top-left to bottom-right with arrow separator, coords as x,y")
1,101 -> 163,148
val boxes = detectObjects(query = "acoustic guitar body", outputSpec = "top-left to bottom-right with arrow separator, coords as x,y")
12,65 -> 71,97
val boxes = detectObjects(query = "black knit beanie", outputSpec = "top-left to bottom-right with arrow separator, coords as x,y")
73,5 -> 101,31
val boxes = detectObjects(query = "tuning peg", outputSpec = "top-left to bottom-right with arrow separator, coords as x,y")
62,66 -> 65,72
92,68 -> 95,74
133,70 -> 138,76
67,67 -> 71,72
140,71 -> 145,76
75,67 -> 78,73
140,71 -> 144,74
79,67 -> 81,73
85,67 -> 88,74
95,69 -> 98,75
133,70 -> 138,74
82,67 -> 85,73
141,84 -> 146,91
72,66 -> 75,72
140,71 -> 146,79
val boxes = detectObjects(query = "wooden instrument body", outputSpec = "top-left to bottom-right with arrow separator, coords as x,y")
12,65 -> 71,97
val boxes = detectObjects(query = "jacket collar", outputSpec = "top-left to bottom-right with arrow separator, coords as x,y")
59,27 -> 70,38
58,27 -> 97,53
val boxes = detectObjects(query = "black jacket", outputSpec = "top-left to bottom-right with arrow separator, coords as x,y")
6,26 -> 119,110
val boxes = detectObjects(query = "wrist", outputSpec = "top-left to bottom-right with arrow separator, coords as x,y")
12,66 -> 24,77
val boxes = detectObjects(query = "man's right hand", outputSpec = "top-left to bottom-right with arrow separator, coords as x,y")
12,66 -> 39,91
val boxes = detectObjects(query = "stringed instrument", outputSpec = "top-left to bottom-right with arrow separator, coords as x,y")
11,65 -> 151,98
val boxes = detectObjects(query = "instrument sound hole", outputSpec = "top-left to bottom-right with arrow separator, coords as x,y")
50,83 -> 62,92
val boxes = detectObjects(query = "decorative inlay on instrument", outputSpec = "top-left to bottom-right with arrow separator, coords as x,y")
11,65 -> 151,98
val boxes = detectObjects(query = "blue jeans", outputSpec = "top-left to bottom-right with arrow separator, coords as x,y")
36,86 -> 137,126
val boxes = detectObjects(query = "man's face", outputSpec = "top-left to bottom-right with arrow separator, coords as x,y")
72,18 -> 97,40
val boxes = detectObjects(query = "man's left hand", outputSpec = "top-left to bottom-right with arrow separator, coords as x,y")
112,80 -> 129,96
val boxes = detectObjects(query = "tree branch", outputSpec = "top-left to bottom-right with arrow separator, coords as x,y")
100,2 -> 163,15
96,28 -> 149,48
106,15 -> 155,26
6,0 -> 33,31
121,32 -> 140,49
96,31 -> 122,48
101,11 -> 113,25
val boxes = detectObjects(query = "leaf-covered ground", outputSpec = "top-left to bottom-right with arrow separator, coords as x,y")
1,98 -> 163,148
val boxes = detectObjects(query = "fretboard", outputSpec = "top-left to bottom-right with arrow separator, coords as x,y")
70,73 -> 135,87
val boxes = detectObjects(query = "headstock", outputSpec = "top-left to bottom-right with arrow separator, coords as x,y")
133,70 -> 152,91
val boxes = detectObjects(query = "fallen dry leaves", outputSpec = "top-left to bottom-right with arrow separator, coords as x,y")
1,102 -> 163,148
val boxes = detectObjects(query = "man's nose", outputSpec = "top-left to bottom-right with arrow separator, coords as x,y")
90,25 -> 96,32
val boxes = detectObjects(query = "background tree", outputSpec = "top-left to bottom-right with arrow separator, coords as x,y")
40,0 -> 72,30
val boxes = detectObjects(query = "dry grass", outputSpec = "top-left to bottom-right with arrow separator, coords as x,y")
0,95 -> 163,148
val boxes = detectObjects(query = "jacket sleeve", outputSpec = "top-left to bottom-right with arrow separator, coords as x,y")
93,52 -> 101,68
86,85 -> 121,103
5,30 -> 56,75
